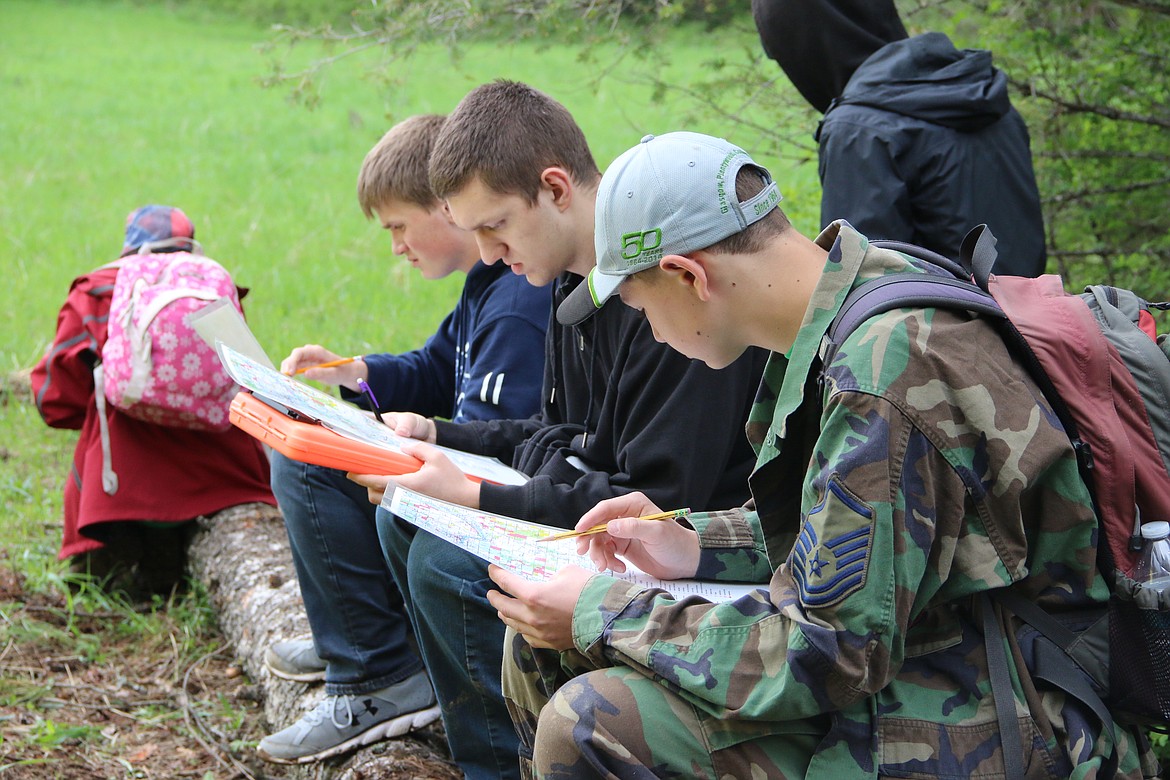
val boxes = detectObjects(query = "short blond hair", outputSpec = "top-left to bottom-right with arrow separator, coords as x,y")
357,114 -> 447,218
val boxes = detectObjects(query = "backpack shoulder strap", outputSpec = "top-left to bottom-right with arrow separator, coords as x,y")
827,226 -> 1006,356
979,593 -> 1027,780
90,362 -> 119,496
868,240 -> 969,278
983,591 -> 1121,780
828,273 -> 1005,353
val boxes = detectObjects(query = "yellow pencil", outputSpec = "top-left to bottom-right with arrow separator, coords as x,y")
537,508 -> 690,543
293,356 -> 362,375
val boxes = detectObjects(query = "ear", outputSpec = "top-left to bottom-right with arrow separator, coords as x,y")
660,253 -> 713,302
540,167 -> 574,210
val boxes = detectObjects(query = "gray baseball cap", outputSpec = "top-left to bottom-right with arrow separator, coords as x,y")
557,131 -> 782,326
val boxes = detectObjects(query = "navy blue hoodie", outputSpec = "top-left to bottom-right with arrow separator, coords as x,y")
348,260 -> 550,422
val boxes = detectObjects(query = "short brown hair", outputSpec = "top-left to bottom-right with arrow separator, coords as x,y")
705,167 -> 791,255
429,80 -> 601,204
357,114 -> 447,218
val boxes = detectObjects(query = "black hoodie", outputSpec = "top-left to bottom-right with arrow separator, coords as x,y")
436,271 -> 767,525
752,0 -> 907,114
753,2 -> 1046,276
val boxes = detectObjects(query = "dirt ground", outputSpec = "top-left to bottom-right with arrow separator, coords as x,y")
0,563 -> 462,780
0,561 -> 296,780
1,369 -> 460,780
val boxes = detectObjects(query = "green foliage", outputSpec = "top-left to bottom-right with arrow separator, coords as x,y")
1151,730 -> 1168,758
0,606 -> 103,661
615,0 -> 739,28
1,394 -> 73,586
907,1 -> 1170,300
0,672 -> 55,710
160,0 -> 357,26
28,719 -> 104,748
258,0 -> 1170,308
0,0 -> 823,378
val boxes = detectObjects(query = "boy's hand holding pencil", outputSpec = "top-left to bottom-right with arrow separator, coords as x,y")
280,345 -> 367,389
538,508 -> 690,543
562,492 -> 702,581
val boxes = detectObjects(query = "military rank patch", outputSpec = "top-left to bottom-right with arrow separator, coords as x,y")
792,477 -> 875,608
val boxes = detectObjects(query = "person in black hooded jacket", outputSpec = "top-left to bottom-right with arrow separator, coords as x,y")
752,0 -> 1046,277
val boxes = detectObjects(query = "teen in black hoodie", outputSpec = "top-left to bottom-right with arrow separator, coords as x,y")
364,81 -> 767,779
753,0 -> 1046,276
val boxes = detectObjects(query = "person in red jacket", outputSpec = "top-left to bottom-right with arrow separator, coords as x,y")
31,205 -> 276,598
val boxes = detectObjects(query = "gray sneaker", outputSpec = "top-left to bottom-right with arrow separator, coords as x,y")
256,670 -> 440,764
265,637 -> 326,682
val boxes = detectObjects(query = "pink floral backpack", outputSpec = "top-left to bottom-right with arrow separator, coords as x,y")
99,241 -> 241,431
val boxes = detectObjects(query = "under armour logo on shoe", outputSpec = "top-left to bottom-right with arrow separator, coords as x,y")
359,698 -> 379,722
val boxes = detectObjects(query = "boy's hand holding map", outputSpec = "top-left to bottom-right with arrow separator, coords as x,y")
385,487 -> 758,603
217,343 -> 527,486
478,493 -> 722,651
486,564 -> 591,651
349,437 -> 482,509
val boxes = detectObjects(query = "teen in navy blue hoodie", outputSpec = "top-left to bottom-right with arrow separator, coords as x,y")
258,115 -> 551,766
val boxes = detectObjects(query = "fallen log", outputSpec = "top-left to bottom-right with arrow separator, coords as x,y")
188,502 -> 460,780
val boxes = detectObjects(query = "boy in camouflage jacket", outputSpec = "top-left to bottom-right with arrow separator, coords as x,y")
487,132 -> 1151,779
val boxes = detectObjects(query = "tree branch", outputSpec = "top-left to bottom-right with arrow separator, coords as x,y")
178,646 -> 260,780
1106,0 -> 1170,16
1049,247 -> 1170,258
1013,77 -> 1170,129
1036,149 -> 1170,162
1043,175 -> 1170,204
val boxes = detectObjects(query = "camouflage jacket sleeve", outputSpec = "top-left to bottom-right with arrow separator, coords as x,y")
686,508 -> 773,583
571,385 -> 975,722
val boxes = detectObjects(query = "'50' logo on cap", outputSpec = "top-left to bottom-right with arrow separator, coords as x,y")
620,228 -> 663,263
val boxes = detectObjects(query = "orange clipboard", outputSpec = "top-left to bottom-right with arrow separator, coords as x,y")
229,391 -> 423,476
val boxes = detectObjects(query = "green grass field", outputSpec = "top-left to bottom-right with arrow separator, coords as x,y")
0,0 -> 816,581
0,0 -> 819,374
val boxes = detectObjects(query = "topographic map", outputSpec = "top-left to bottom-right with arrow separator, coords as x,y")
387,487 -> 761,602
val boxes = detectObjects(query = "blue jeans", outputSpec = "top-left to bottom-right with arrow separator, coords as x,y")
269,452 -> 423,696
377,506 -> 521,780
